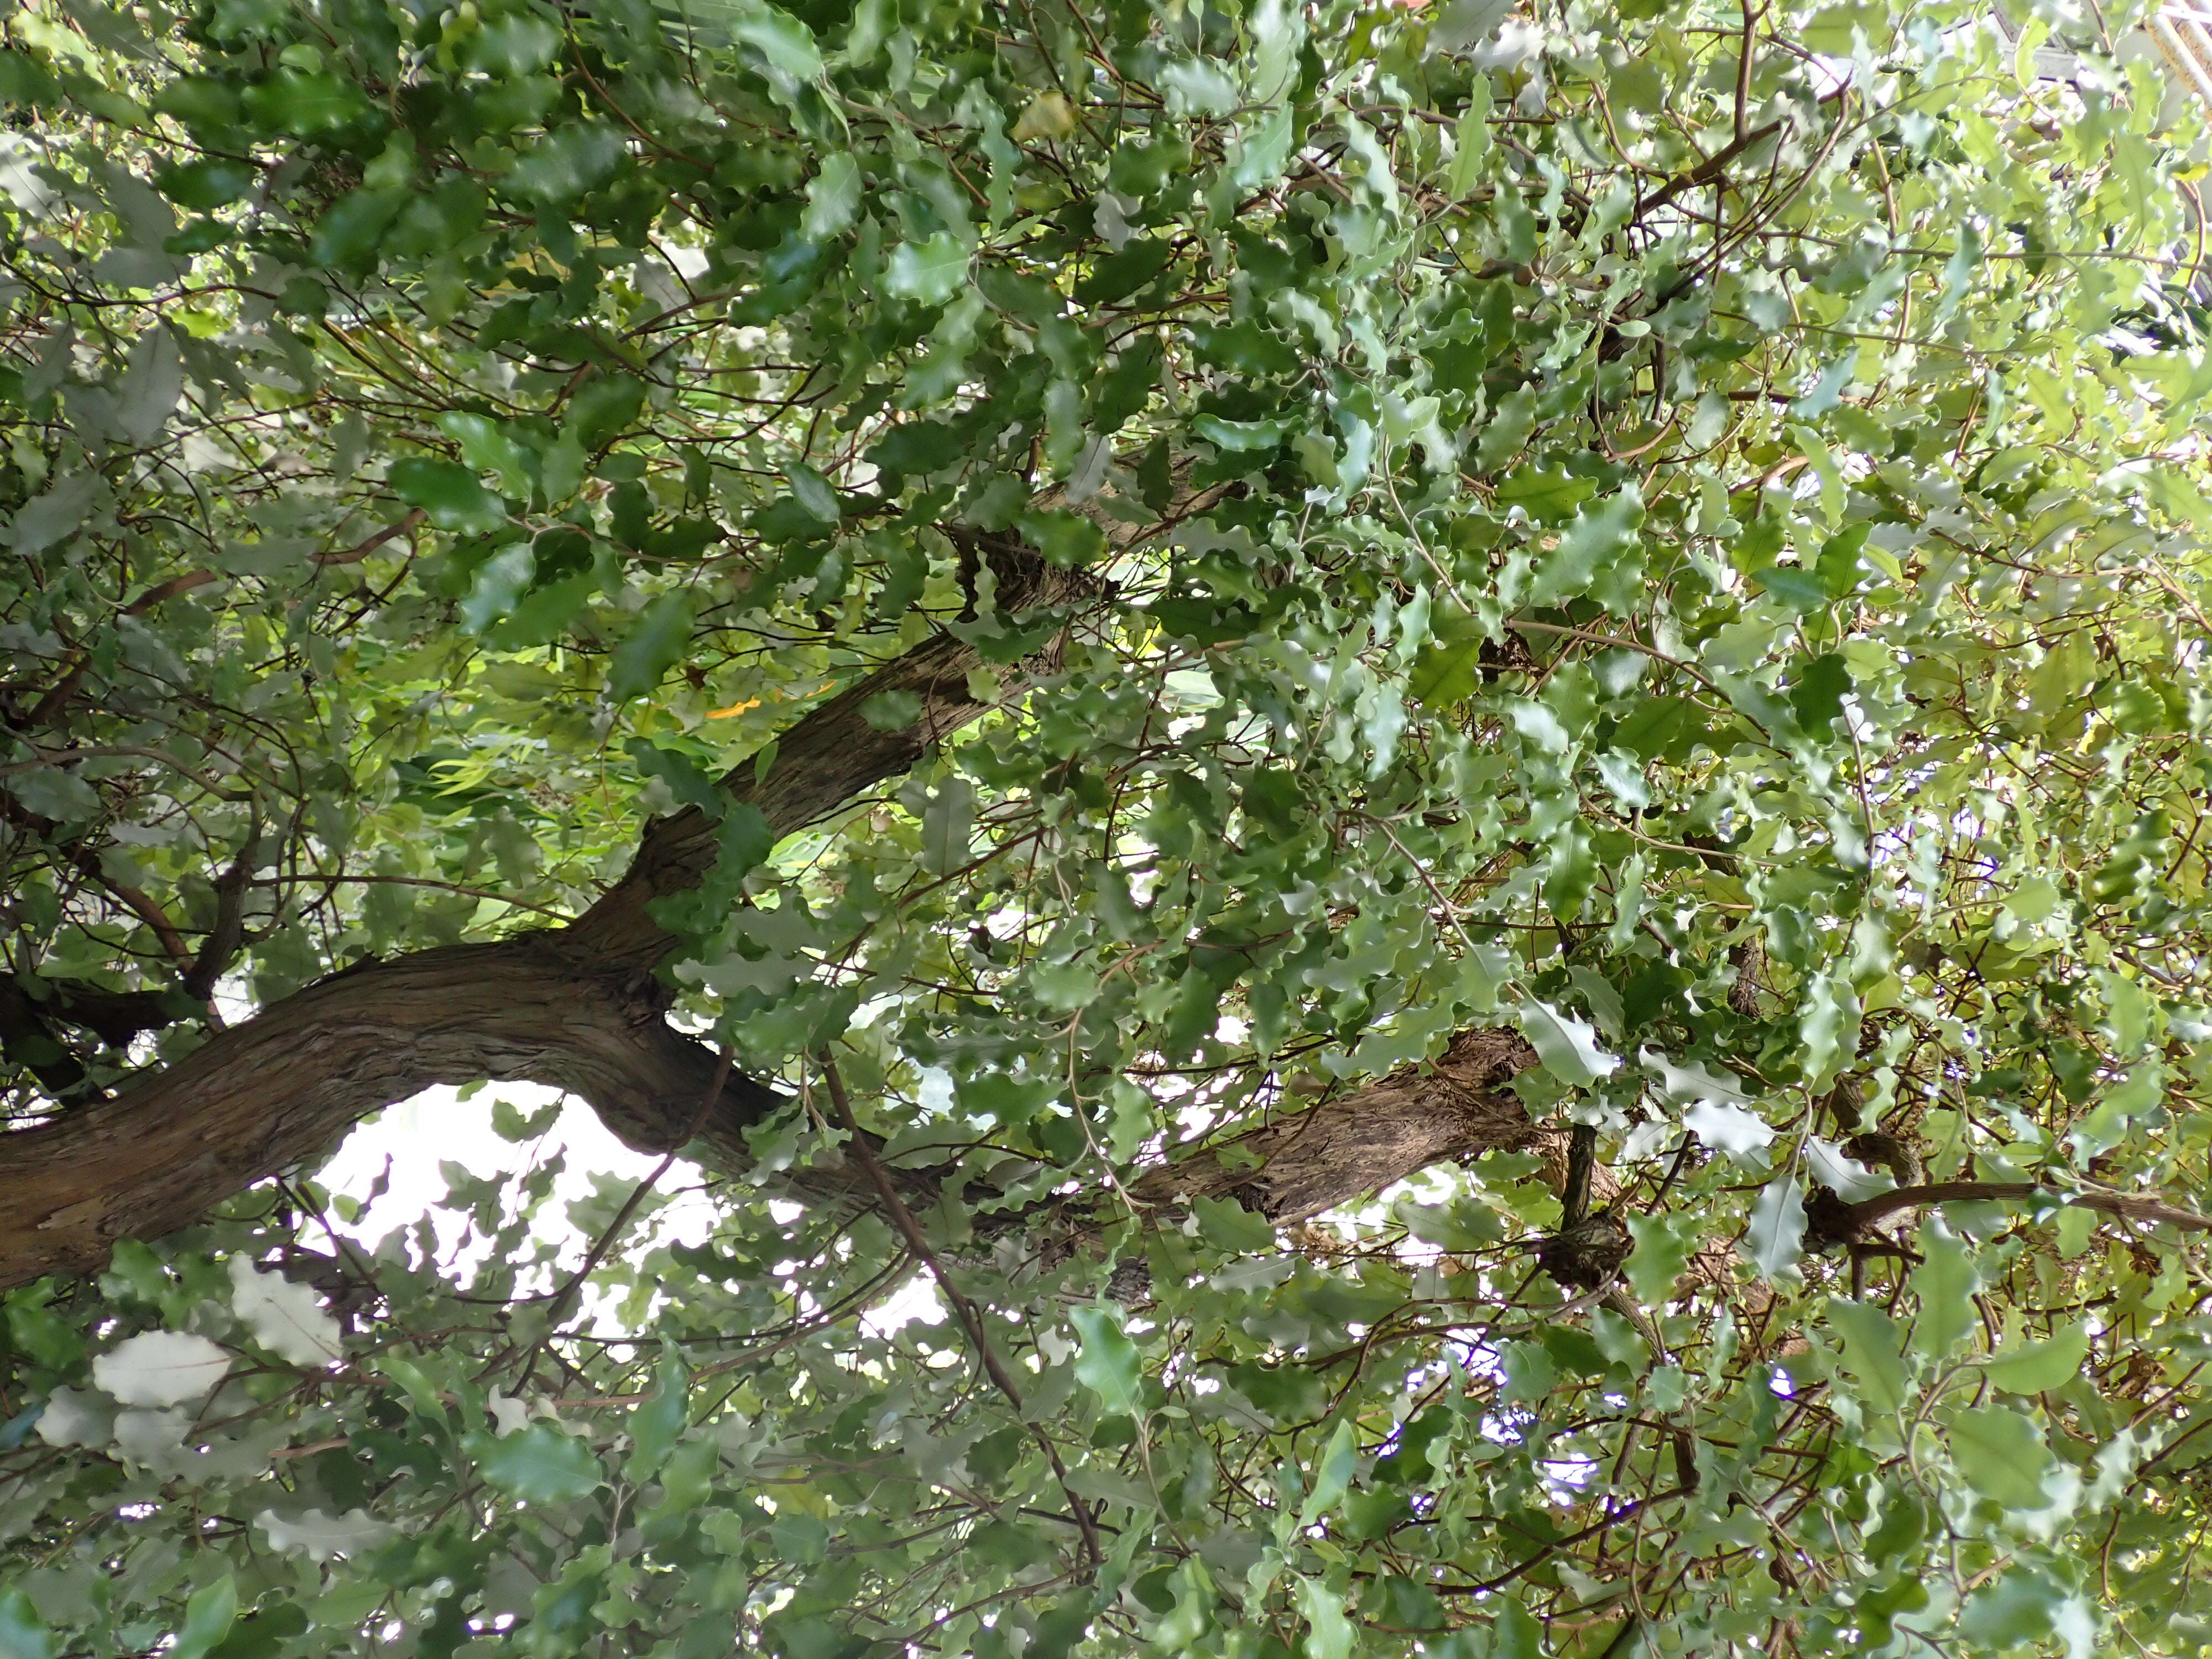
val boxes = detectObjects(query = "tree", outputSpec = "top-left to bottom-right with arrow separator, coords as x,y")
3,0 -> 2212,1651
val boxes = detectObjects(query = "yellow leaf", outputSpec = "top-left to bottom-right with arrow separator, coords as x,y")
1012,92 -> 1076,140
706,698 -> 761,720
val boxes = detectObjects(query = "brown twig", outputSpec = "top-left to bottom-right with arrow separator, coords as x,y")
1841,1181 -> 2212,1238
1734,0 -> 1762,140
1438,1487 -> 1692,1596
316,507 -> 426,568
269,1437 -> 351,1460
1639,118 -> 1783,220
819,1053 -> 1105,1572
183,829 -> 259,1003
122,571 -> 221,615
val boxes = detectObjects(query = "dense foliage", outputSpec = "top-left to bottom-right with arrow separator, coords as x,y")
7,0 -> 2212,1654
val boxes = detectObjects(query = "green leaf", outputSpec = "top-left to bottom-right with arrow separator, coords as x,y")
0,49 -> 59,109
1751,563 -> 1831,615
240,70 -> 368,134
465,13 -> 561,75
1625,1211 -> 1694,1308
1515,998 -> 1619,1087
1074,239 -> 1173,306
920,778 -> 974,877
1529,486 -> 1644,613
1788,653 -> 1853,732
884,234 -> 969,305
460,542 -> 536,634
1790,348 -> 1859,418
1069,1305 -> 1143,1417
9,473 -> 97,555
565,375 -> 646,448
1300,1420 -> 1357,1522
1191,414 -> 1287,453
309,187 -> 405,273
8,764 -> 100,823
508,123 -> 625,204
785,463 -> 842,526
802,153 -> 862,240
1448,75 -> 1492,195
1486,1597 -> 1545,1659
93,1331 -> 231,1406
860,689 -> 923,729
475,1423 -> 604,1503
1193,1196 -> 1275,1253
388,458 -> 508,536
228,1255 -> 342,1366
1741,1175 -> 1807,1285
626,1357 -> 689,1479
1909,1219 -> 1978,1357
1798,974 -> 1860,1092
1475,383 -> 1536,472
719,0 -> 825,86
154,157 -> 257,211
715,804 -> 776,884
0,1591 -> 53,1659
168,1575 -> 238,1659
1825,1297 -> 1910,1414
607,592 -> 696,703
1294,1578 -> 1353,1659
1959,1566 -> 2095,1656
1981,1322 -> 2091,1396
1407,614 -> 1488,709
1948,1405 -> 2062,1510
1017,508 -> 1107,568
437,413 -> 536,500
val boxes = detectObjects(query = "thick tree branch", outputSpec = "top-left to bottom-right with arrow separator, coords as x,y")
568,551 -> 1097,970
0,938 -> 784,1283
0,556 -> 1099,1288
1127,1028 -> 1544,1224
0,975 -> 98,1106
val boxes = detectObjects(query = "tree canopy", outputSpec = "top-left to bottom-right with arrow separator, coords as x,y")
6,0 -> 2212,1653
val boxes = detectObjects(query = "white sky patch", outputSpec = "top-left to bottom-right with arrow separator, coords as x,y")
862,1276 -> 945,1337
316,1091 -> 941,1341
316,1084 -> 717,1289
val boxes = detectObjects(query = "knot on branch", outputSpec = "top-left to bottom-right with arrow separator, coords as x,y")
1803,1185 -> 1865,1252
1538,1213 -> 1631,1291
1844,1131 -> 1924,1187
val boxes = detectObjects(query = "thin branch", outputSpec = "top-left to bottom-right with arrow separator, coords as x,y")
544,1046 -> 735,1323
820,1054 -> 1105,1573
1638,118 -> 1782,219
315,507 -> 426,569
1842,1181 -> 2212,1238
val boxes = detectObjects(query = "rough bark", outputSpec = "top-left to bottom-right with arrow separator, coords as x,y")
1129,1028 -> 1545,1224
566,627 -> 1027,972
0,940 -> 781,1284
